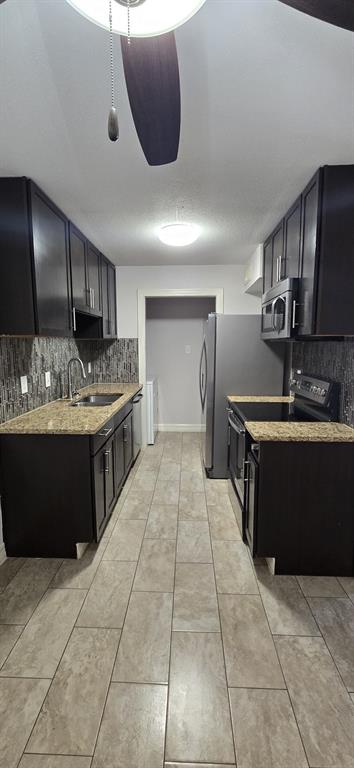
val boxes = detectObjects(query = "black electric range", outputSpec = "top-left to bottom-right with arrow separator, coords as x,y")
228,372 -> 341,514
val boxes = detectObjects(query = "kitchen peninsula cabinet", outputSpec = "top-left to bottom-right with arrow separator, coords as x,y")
244,436 -> 354,576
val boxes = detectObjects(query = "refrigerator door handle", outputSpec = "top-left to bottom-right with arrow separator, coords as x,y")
199,338 -> 207,410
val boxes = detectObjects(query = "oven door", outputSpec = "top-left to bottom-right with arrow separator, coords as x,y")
228,411 -> 246,506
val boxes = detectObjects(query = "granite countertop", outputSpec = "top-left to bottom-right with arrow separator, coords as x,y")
246,421 -> 354,443
0,383 -> 142,435
227,395 -> 294,403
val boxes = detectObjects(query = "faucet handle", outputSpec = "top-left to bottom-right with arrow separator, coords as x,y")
72,389 -> 81,399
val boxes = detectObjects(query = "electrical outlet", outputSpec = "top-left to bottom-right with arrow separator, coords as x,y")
88,362 -> 92,374
20,375 -> 28,395
45,371 -> 51,388
185,345 -> 191,355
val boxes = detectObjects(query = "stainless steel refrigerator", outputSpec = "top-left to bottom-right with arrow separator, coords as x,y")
199,314 -> 285,478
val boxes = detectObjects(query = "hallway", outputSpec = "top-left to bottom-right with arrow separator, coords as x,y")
0,432 -> 354,767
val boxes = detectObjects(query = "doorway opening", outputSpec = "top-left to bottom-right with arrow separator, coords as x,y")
138,288 -> 224,445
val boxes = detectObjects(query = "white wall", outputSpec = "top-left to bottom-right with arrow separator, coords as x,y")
116,265 -> 260,338
146,297 -> 215,428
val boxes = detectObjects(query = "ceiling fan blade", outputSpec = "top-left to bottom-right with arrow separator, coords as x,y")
279,0 -> 354,32
121,32 -> 181,166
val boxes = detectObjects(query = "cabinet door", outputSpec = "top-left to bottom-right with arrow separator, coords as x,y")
69,223 -> 89,311
108,263 -> 117,337
272,222 -> 284,286
123,412 -> 133,474
283,197 -> 301,280
93,447 -> 106,539
297,173 -> 320,336
245,453 -> 258,557
87,242 -> 102,315
104,436 -> 115,515
30,184 -> 71,336
115,421 -> 125,493
101,258 -> 111,338
263,237 -> 272,293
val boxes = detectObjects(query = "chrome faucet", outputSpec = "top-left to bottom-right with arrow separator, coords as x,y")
67,357 -> 86,400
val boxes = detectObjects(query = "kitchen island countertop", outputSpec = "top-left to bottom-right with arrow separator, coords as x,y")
245,420 -> 354,443
227,395 -> 294,403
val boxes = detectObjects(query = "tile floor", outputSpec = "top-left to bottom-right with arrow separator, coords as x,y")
0,432 -> 354,767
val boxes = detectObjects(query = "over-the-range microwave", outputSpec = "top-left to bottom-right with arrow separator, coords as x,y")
261,278 -> 299,340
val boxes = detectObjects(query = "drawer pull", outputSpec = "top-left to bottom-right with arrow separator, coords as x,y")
99,426 -> 113,437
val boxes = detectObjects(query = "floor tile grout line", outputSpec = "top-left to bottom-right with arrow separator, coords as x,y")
208,490 -> 238,766
301,589 -> 354,698
255,564 -> 311,767
19,448 -> 158,767
162,436 -> 181,765
87,444 -> 163,764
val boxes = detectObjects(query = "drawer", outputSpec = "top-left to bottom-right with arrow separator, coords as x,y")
90,417 -> 115,455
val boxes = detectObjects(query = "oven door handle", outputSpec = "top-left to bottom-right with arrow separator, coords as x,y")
228,415 -> 245,436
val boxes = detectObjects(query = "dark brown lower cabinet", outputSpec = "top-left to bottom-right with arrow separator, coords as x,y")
0,401 -> 136,558
93,433 -> 116,541
245,438 -> 354,576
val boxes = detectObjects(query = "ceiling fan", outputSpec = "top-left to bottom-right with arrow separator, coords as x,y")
279,0 -> 354,32
65,0 -> 206,166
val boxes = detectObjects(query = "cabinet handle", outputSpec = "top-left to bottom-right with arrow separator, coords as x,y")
72,307 -> 76,332
243,459 -> 250,482
99,426 -> 113,437
292,299 -> 299,329
123,424 -> 128,443
92,288 -> 95,309
104,449 -> 110,473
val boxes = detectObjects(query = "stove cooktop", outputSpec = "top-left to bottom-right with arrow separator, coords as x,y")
231,401 -> 324,424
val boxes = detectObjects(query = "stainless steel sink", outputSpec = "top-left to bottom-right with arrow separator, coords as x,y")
71,393 -> 123,407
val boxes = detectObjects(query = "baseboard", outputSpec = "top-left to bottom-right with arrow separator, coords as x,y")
157,423 -> 206,433
0,543 -> 6,566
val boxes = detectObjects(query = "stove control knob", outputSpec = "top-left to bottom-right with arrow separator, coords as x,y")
320,388 -> 326,397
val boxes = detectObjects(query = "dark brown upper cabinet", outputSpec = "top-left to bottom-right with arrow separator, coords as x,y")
262,222 -> 284,294
283,196 -> 302,281
69,223 -> 88,313
86,241 -> 102,315
263,164 -> 354,337
101,257 -> 117,339
263,236 -> 273,293
297,165 -> 354,337
271,222 -> 284,286
0,177 -> 72,336
69,225 -> 102,318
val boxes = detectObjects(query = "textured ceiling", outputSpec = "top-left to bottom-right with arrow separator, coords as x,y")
0,0 -> 353,265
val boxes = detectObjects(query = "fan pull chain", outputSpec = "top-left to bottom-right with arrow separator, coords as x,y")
108,0 -> 119,141
127,0 -> 131,45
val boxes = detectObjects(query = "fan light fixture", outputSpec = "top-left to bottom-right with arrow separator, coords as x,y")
66,0 -> 207,37
158,223 -> 200,247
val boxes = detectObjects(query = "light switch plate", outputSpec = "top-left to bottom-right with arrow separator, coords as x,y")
45,371 -> 51,388
185,345 -> 191,355
88,362 -> 92,374
20,375 -> 28,394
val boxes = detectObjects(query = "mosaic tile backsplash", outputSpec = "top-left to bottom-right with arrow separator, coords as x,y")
0,336 -> 139,424
292,339 -> 354,427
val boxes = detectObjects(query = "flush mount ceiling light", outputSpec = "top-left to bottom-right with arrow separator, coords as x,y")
158,223 -> 201,247
66,0 -> 207,37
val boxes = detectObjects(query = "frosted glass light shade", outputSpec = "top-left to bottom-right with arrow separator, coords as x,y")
158,223 -> 200,247
66,0 -> 207,37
